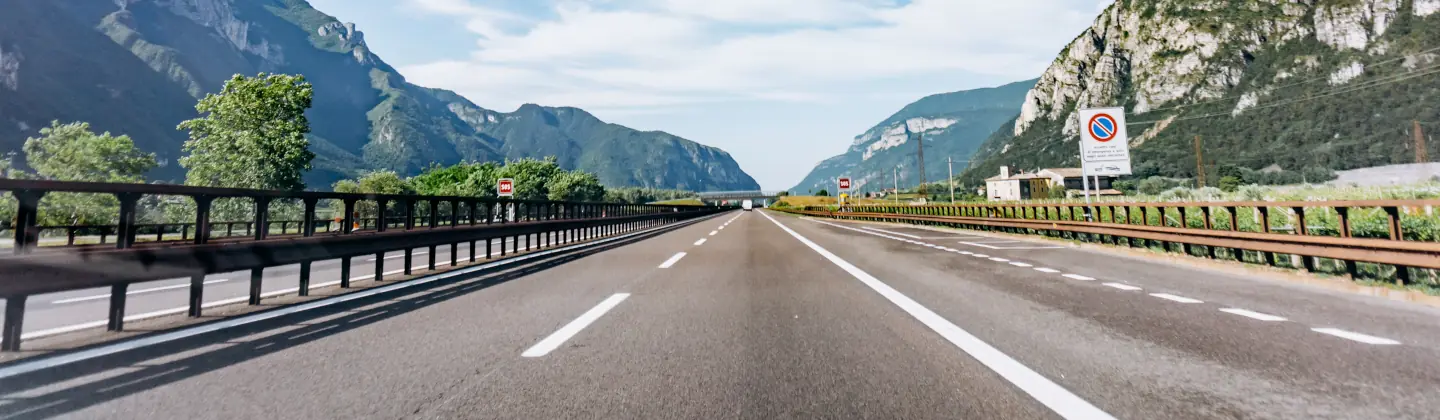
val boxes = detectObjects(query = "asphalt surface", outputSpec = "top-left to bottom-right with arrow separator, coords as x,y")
3,209 -> 1440,419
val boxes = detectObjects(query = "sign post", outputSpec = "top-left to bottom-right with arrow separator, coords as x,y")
1077,107 -> 1132,219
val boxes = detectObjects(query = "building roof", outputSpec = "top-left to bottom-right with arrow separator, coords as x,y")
1040,168 -> 1084,178
985,173 -> 1048,181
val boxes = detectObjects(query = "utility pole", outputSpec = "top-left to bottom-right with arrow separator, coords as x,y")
892,167 -> 899,205
1193,135 -> 1206,188
1415,120 -> 1429,163
947,157 -> 955,203
906,123 -> 926,197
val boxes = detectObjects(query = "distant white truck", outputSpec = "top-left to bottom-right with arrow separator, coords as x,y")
742,199 -> 754,211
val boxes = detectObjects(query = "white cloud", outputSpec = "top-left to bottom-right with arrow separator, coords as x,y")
399,0 -> 1101,112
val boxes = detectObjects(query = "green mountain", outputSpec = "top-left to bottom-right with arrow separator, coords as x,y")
790,79 -> 1035,193
961,0 -> 1440,186
0,0 -> 759,191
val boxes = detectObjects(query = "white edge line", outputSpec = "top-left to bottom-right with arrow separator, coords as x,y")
861,226 -> 922,239
762,211 -> 1116,420
521,293 -> 630,357
658,252 -> 687,268
50,279 -> 231,304
0,214 -> 717,379
1311,328 -> 1401,345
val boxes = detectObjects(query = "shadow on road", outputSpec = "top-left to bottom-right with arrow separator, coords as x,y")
0,222 -> 696,419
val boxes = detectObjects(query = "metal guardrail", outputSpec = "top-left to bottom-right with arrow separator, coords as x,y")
778,199 -> 1440,284
0,179 -> 731,351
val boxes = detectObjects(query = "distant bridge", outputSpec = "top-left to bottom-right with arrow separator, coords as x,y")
695,190 -> 784,206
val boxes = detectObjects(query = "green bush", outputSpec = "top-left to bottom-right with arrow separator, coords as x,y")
1218,176 -> 1242,192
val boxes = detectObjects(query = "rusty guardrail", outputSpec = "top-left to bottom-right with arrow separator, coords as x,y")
777,199 -> 1440,284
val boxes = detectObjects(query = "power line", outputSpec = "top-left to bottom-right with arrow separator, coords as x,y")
1135,44 -> 1440,116
1128,62 -> 1440,127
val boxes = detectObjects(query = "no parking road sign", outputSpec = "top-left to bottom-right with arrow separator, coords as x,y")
1077,107 -> 1132,176
838,177 -> 852,190
497,178 -> 514,197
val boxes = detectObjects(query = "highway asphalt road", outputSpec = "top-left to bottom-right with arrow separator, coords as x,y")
3,209 -> 1440,419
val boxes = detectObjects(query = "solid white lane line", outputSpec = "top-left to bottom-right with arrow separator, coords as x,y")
694,238 -> 707,246
51,279 -> 231,304
989,257 -> 1010,262
861,226 -> 922,239
1009,262 -> 1034,267
1033,268 -> 1061,273
762,211 -> 1116,420
710,230 -> 718,236
658,252 -> 688,268
1218,308 -> 1287,322
1061,274 -> 1095,281
368,250 -> 431,261
522,293 -> 631,357
16,280 -> 347,342
1150,293 -> 1202,303
1310,328 -> 1401,345
1102,283 -> 1142,291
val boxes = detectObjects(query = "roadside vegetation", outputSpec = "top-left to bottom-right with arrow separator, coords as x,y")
0,73 -> 693,234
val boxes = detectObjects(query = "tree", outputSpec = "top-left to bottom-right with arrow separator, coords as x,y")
545,171 -> 606,201
816,189 -> 830,197
179,73 -> 315,191
332,170 -> 411,221
1137,176 -> 1168,195
1218,176 -> 1242,192
21,121 -> 157,226
25,121 -> 156,182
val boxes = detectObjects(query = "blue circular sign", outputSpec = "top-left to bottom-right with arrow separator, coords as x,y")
1088,114 -> 1117,142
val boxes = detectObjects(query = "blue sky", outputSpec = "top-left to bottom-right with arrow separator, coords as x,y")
310,0 -> 1108,190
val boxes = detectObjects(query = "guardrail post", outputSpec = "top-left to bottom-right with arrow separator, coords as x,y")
297,198 -> 318,296
253,197 -> 271,240
12,190 -> 43,255
116,192 -> 140,249
427,199 -> 438,271
1336,207 -> 1359,278
1180,208 -> 1195,256
1200,206 -> 1217,259
1384,206 -> 1411,284
106,192 -> 143,331
2,295 -> 25,351
1257,206 -> 1276,266
403,199 -> 415,275
1292,207 -> 1316,272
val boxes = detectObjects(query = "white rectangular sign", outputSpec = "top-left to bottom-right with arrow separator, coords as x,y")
1082,160 -> 1132,177
1076,107 -> 1132,176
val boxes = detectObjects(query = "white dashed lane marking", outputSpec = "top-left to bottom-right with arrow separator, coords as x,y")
1218,308 -> 1287,322
1061,274 -> 1095,281
1032,268 -> 1060,273
1009,262 -> 1034,267
1150,293 -> 1203,304
1310,328 -> 1401,345
658,252 -> 687,268
1102,283 -> 1142,291
694,238 -> 706,246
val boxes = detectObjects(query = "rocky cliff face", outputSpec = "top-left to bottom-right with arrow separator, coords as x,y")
965,0 -> 1440,184
1,0 -> 758,190
790,79 -> 1035,193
